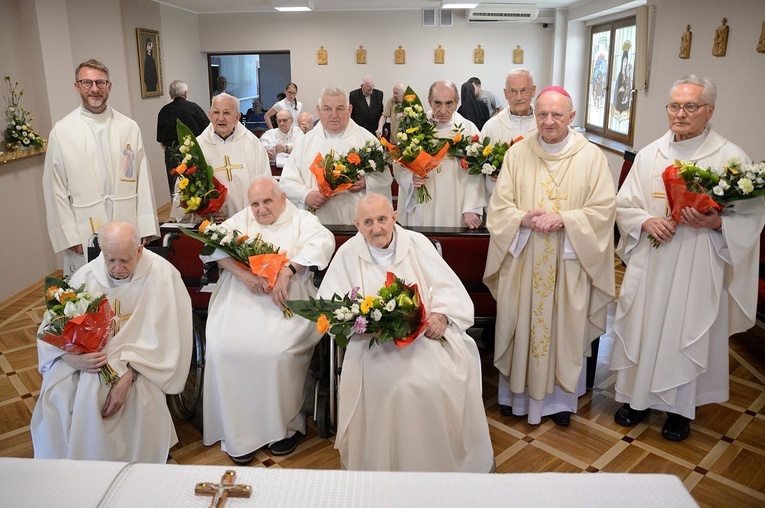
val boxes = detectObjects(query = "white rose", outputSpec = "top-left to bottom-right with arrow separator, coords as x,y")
719,179 -> 729,190
63,298 -> 88,317
713,185 -> 724,196
385,299 -> 396,311
371,309 -> 382,322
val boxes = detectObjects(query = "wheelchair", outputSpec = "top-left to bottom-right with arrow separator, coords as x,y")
88,230 -> 208,423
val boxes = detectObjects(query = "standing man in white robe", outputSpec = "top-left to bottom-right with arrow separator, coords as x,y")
480,69 -> 538,198
394,81 -> 486,229
202,177 -> 335,464
610,75 -> 765,441
195,93 -> 271,218
31,222 -> 192,463
280,86 -> 392,225
318,193 -> 494,472
43,59 -> 159,276
484,86 -> 616,426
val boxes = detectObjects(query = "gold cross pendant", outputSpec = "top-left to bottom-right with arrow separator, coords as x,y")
195,470 -> 251,508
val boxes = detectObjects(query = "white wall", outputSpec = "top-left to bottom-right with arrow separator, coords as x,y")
197,11 -> 555,115
632,0 -> 765,160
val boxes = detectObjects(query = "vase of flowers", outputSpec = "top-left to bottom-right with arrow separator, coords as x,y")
4,76 -> 45,153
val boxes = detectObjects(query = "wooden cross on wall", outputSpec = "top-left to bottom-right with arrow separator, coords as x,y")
195,470 -> 251,508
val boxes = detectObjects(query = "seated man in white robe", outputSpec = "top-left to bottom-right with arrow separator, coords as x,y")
202,177 -> 335,464
259,109 -> 303,166
31,221 -> 192,463
317,193 -> 494,472
280,86 -> 392,225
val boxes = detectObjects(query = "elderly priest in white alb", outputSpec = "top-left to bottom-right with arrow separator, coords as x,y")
202,177 -> 335,464
317,193 -> 494,472
195,93 -> 271,218
31,222 -> 192,463
280,86 -> 392,225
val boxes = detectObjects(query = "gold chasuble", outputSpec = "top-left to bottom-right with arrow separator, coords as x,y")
484,131 -> 615,401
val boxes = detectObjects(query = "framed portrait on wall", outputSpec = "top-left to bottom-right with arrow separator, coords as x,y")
136,28 -> 162,98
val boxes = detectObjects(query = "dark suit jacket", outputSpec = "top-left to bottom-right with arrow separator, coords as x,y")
156,97 -> 210,147
349,88 -> 384,135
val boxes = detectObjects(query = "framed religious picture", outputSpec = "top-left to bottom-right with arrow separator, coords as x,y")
136,28 -> 163,98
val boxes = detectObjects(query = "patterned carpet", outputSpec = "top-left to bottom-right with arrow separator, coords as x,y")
1,274 -> 765,507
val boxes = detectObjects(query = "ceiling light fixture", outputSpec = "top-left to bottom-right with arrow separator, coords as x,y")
272,0 -> 314,12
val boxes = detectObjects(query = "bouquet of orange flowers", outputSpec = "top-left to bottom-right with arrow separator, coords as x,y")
37,276 -> 119,384
309,140 -> 387,198
381,86 -> 449,203
181,220 -> 293,317
170,120 -> 227,214
286,272 -> 431,349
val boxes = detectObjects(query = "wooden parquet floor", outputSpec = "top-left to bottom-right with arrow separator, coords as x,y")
2,269 -> 765,507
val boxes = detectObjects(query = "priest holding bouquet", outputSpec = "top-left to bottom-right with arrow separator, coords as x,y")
31,222 -> 192,463
280,86 -> 392,225
317,193 -> 494,472
202,177 -> 335,463
610,75 -> 765,441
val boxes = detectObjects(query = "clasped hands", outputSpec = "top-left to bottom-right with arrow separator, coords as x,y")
642,207 -> 721,245
522,209 -> 563,234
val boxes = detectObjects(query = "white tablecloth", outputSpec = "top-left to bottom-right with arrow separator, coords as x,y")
0,458 -> 698,507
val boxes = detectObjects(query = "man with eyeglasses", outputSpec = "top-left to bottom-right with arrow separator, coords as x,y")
610,75 -> 765,442
43,59 -> 159,276
259,109 -> 304,164
484,86 -> 616,427
481,69 -> 538,197
184,92 -> 270,219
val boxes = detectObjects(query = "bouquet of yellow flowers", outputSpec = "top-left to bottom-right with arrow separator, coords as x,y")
463,135 -> 521,178
37,276 -> 119,384
309,140 -> 388,198
381,86 -> 450,203
170,120 -> 227,214
286,272 -> 431,349
4,76 -> 45,152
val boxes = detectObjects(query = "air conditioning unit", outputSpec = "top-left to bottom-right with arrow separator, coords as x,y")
467,4 -> 539,22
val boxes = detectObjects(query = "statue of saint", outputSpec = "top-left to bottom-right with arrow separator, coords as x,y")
356,45 -> 367,65
513,45 -> 524,64
712,18 -> 729,57
317,46 -> 327,65
679,25 -> 691,59
757,21 -> 765,53
435,45 -> 445,64
474,45 -> 484,64
395,45 -> 406,64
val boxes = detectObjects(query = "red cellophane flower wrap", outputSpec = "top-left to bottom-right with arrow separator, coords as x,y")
385,272 -> 428,348
662,163 -> 722,223
248,252 -> 290,290
309,153 -> 355,198
191,177 -> 228,215
40,299 -> 114,353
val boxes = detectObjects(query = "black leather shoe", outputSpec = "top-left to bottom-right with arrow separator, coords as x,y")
229,451 -> 255,465
551,411 -> 572,426
614,404 -> 651,427
500,404 -> 513,417
662,413 -> 691,441
269,433 -> 302,456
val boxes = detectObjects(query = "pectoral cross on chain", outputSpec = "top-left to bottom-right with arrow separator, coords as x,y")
214,155 -> 243,182
195,470 -> 251,508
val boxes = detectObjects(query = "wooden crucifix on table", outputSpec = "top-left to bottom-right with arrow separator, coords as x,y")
195,470 -> 251,508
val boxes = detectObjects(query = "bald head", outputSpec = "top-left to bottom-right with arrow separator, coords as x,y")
99,222 -> 143,280
354,193 -> 398,249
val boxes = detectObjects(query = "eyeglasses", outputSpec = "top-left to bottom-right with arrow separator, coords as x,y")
507,88 -> 532,96
535,112 -> 568,121
77,79 -> 110,89
276,118 -> 292,123
666,103 -> 707,114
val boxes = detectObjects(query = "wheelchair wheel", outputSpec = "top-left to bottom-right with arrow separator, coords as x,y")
316,393 -> 332,438
167,312 -> 205,421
